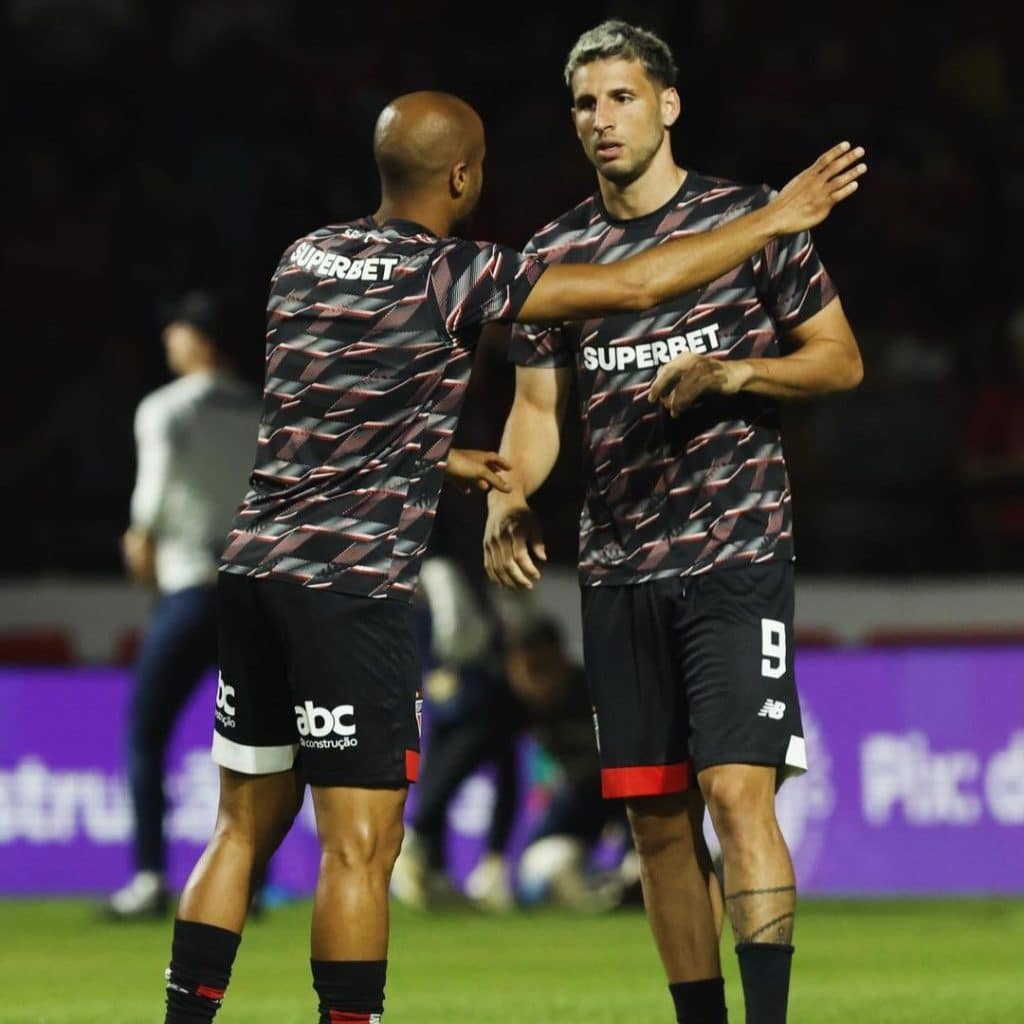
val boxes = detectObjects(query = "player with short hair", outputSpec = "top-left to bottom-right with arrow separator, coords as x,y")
484,21 -> 865,1024
158,88 -> 864,1024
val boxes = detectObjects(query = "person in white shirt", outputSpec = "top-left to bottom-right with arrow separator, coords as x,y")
103,290 -> 263,920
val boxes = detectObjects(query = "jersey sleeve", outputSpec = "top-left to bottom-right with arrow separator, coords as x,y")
129,392 -> 175,534
430,240 -> 547,340
753,185 -> 838,330
507,236 -> 574,369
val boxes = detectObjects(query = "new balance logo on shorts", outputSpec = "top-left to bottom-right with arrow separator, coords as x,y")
294,701 -> 359,749
215,673 -> 236,729
758,699 -> 787,720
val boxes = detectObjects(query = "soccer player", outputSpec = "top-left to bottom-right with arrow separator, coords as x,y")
104,290 -> 262,921
159,89 -> 864,1024
483,22 -> 865,1024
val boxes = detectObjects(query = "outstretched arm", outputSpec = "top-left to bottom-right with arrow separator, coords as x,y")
516,142 -> 866,324
484,366 -> 572,590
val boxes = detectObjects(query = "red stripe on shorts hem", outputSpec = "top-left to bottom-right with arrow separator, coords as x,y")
601,762 -> 691,798
405,749 -> 419,782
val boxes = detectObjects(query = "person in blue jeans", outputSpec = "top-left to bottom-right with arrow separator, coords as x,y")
102,291 -> 262,920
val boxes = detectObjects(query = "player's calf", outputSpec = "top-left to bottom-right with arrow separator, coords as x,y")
700,763 -> 795,1024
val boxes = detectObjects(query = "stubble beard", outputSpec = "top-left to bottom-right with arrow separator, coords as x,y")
591,132 -> 662,189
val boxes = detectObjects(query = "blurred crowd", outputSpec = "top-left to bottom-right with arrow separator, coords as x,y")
4,0 -> 1022,577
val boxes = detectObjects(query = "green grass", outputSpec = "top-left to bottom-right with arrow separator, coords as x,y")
0,898 -> 1020,1022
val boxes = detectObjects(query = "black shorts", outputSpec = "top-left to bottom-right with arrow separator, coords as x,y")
580,562 -> 805,799
212,572 -> 421,788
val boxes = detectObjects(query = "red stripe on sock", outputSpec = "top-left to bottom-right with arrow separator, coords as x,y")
328,1012 -> 372,1023
195,985 -> 225,1001
600,762 -> 691,798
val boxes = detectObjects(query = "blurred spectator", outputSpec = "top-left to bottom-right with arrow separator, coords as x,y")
391,555 -> 528,911
102,290 -> 263,920
788,298 -> 963,573
957,308 -> 1024,570
505,616 -> 634,912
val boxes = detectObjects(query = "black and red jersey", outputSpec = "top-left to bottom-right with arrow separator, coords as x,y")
220,218 -> 546,600
510,172 -> 837,586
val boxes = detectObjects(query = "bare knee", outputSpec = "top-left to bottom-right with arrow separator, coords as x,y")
320,816 -> 404,877
699,767 -> 776,848
627,792 -> 701,863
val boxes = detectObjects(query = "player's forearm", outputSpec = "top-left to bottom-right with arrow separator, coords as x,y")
734,343 -> 863,399
518,207 -> 777,323
493,403 -> 561,501
627,206 -> 777,309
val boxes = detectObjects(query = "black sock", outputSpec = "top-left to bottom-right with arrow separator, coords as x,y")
164,920 -> 241,1023
735,943 -> 794,1024
669,976 -> 728,1023
311,959 -> 387,1023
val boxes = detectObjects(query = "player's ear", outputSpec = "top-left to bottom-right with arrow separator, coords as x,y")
450,161 -> 468,199
661,87 -> 681,128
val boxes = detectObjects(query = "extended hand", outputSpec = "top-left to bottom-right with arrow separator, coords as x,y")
768,141 -> 867,234
483,499 -> 547,590
647,353 -> 752,417
445,448 -> 513,495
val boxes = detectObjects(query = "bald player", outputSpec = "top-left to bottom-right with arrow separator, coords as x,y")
157,90 -> 865,1024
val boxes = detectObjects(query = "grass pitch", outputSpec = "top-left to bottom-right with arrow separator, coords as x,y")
0,898 -> 1020,1022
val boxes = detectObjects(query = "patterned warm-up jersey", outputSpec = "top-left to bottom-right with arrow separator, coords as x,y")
510,172 -> 837,587
220,217 -> 546,600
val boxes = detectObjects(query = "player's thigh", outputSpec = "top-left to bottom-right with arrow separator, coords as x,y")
678,562 -> 806,778
212,572 -> 299,775
281,586 -> 422,789
581,581 -> 691,799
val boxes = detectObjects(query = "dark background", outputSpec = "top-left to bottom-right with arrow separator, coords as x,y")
4,0 -> 1021,579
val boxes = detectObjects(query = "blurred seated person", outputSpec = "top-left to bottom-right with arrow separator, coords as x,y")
391,555 -> 529,911
504,616 -> 635,912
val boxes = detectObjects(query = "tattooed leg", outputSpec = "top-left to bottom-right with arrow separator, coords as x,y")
725,885 -> 796,945
699,763 -> 797,1022
697,764 -> 797,944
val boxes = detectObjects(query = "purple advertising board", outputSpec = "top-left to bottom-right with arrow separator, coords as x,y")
1,649 -> 1022,895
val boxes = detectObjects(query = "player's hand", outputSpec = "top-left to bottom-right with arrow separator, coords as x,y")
767,141 -> 867,234
445,448 -> 513,495
647,354 -> 752,417
483,497 -> 546,590
121,527 -> 157,586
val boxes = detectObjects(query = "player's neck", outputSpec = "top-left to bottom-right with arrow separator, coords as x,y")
597,160 -> 688,222
373,199 -> 449,238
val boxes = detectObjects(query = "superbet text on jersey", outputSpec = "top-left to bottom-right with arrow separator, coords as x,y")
220,219 -> 546,600
511,172 -> 837,587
